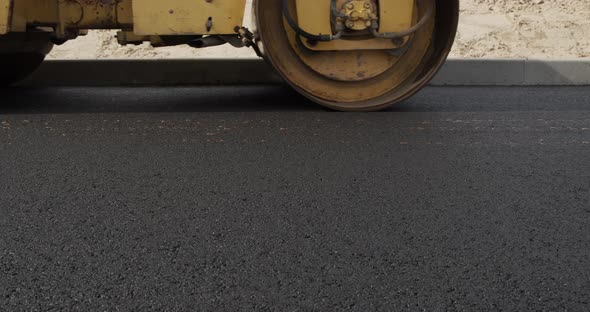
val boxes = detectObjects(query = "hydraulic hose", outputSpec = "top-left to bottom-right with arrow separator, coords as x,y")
331,0 -> 347,19
282,0 -> 343,42
371,0 -> 435,39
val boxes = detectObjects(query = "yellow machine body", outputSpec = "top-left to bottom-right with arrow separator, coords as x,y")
0,0 -> 10,34
2,0 -> 247,35
0,0 -> 415,37
132,0 -> 247,35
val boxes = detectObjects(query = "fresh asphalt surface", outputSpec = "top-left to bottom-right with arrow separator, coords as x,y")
0,86 -> 589,311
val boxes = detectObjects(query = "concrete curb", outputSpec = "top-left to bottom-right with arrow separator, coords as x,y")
21,58 -> 590,86
432,59 -> 590,86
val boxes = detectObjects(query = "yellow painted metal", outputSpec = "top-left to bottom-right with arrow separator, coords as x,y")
0,0 -> 10,34
5,0 -> 246,36
295,0 -> 415,34
379,0 -> 415,32
296,0 -> 415,52
288,0 -> 398,81
11,0 -> 58,32
301,37 -> 399,51
8,0 -> 132,34
132,0 -> 246,35
116,0 -> 133,27
58,0 -> 125,29
58,0 -> 84,27
294,0 -> 331,36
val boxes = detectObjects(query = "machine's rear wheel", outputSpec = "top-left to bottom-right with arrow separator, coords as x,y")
0,33 -> 53,86
0,53 -> 47,86
255,0 -> 459,111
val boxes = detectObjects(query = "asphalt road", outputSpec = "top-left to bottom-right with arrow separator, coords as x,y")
1,86 -> 589,311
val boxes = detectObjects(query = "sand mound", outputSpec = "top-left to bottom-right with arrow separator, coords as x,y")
455,0 -> 590,58
48,0 -> 590,59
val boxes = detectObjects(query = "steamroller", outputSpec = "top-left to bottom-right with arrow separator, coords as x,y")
0,0 -> 459,111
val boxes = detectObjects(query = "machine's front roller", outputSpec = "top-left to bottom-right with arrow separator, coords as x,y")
255,0 -> 459,111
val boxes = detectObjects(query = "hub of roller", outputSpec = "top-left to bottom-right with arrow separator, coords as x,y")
337,0 -> 378,31
295,0 -> 416,52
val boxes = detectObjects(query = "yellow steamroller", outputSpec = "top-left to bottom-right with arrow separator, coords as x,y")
0,0 -> 459,111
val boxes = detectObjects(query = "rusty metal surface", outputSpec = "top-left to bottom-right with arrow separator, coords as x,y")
132,0 -> 246,35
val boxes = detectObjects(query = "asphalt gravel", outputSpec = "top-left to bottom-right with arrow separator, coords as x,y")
0,86 -> 589,311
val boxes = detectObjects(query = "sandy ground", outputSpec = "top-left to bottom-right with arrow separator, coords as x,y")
48,0 -> 590,59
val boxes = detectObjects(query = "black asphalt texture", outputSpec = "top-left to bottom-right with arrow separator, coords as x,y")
1,86 -> 589,311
